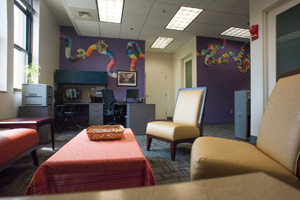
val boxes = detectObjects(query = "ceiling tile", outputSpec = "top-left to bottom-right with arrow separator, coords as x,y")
144,16 -> 170,29
183,0 -> 215,9
45,0 -> 251,53
194,10 -> 247,26
120,24 -> 143,40
170,38 -> 190,46
99,22 -> 121,38
160,29 -> 182,38
233,16 -> 250,29
155,0 -> 185,6
230,0 -> 249,16
122,13 -> 147,26
177,31 -> 195,40
148,2 -> 180,18
206,0 -> 243,12
123,0 -> 154,15
138,34 -> 157,44
161,44 -> 180,53
185,22 -> 229,35
75,20 -> 100,37
69,7 -> 98,21
66,0 -> 97,9
140,26 -> 163,36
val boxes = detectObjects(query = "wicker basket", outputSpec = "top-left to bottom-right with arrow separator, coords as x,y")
86,125 -> 125,141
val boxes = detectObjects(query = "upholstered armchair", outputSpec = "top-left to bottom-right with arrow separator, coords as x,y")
146,87 -> 207,161
190,73 -> 300,188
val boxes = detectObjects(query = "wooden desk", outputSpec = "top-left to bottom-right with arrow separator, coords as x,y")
0,117 -> 55,150
25,128 -> 156,195
125,103 -> 155,134
55,103 -> 155,134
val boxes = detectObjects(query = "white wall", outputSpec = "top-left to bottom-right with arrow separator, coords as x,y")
145,37 -> 197,117
34,0 -> 60,87
172,37 -> 197,98
250,0 -> 285,137
145,52 -> 174,116
0,0 -> 60,120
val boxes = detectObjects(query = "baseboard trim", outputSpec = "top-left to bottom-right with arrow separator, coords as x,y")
250,135 -> 257,145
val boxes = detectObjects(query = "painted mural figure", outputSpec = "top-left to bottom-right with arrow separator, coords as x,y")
60,34 -> 117,78
199,39 -> 250,73
126,41 -> 145,71
60,35 -> 146,78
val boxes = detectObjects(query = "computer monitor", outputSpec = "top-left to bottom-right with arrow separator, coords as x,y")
126,89 -> 139,102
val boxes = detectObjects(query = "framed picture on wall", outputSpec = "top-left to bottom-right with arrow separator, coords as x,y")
117,70 -> 137,87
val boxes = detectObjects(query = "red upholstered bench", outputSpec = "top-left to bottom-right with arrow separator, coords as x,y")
0,128 -> 39,172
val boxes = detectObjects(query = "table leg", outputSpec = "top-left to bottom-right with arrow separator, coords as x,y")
51,122 -> 55,150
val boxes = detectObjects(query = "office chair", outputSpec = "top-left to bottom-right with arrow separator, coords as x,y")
102,89 -> 123,125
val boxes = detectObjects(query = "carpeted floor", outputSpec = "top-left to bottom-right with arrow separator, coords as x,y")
0,123 -> 250,197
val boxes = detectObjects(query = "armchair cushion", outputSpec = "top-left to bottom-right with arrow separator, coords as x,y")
190,137 -> 300,188
146,121 -> 200,141
257,74 -> 300,173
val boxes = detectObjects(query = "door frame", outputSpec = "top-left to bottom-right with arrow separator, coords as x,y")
263,0 -> 300,105
183,56 -> 192,88
182,55 -> 192,88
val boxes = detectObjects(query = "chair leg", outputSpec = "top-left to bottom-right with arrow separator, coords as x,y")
31,149 -> 39,166
147,135 -> 152,151
170,141 -> 177,161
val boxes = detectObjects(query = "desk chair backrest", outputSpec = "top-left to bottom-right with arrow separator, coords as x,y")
173,87 -> 207,133
257,73 -> 300,175
102,89 -> 116,116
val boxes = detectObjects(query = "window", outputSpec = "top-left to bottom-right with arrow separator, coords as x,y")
13,0 -> 33,89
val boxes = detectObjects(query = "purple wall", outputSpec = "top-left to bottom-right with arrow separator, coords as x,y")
59,26 -> 145,101
197,36 -> 250,123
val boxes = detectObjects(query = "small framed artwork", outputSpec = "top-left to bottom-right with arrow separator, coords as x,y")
117,70 -> 137,87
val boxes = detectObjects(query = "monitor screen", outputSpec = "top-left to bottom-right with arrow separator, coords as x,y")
126,89 -> 139,101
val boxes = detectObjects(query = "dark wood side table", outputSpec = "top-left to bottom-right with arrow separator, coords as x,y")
0,117 -> 55,150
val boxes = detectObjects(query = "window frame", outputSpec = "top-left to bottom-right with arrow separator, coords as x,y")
13,0 -> 33,90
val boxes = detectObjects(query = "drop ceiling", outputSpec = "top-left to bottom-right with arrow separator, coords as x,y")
44,0 -> 250,53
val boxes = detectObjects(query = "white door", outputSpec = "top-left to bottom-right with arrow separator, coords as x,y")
145,72 -> 167,120
266,0 -> 300,99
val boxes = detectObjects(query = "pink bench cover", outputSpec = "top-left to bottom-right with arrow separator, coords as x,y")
0,128 -> 39,166
25,128 -> 156,195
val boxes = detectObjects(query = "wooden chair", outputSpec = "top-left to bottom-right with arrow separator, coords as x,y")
146,87 -> 207,161
190,71 -> 300,189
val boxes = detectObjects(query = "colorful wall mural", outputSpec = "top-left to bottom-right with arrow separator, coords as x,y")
197,36 -> 250,123
198,39 -> 250,73
59,27 -> 250,123
59,26 -> 145,101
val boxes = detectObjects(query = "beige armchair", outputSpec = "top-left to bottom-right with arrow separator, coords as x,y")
146,87 -> 207,161
190,72 -> 300,188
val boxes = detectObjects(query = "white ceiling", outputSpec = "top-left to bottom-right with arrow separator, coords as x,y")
44,0 -> 250,53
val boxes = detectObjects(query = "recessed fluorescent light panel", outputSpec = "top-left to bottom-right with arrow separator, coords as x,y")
151,37 -> 174,49
97,0 -> 124,23
166,6 -> 203,31
220,27 -> 250,39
